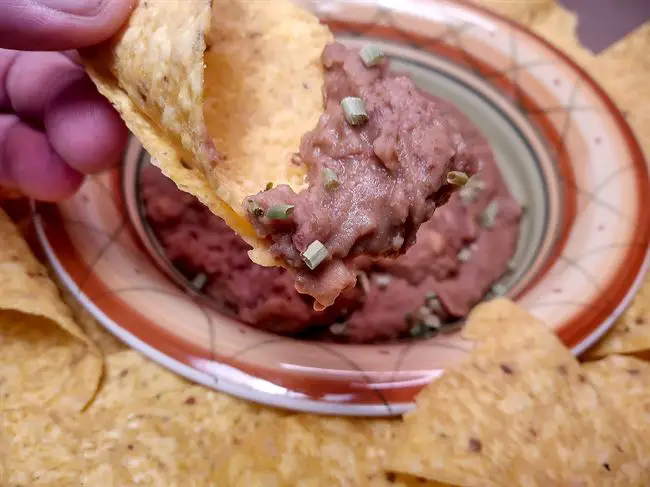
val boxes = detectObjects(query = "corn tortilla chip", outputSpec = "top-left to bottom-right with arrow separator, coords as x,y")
0,209 -> 102,412
387,299 -> 650,486
585,272 -> 650,359
0,208 -> 95,346
82,0 -> 332,266
87,350 -> 189,413
58,281 -> 127,356
0,311 -> 101,413
214,414 -> 442,487
471,0 -> 554,26
1,386 -> 285,485
584,355 -> 650,434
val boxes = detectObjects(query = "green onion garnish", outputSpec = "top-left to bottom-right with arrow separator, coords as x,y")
457,247 -> 472,262
359,45 -> 385,67
423,315 -> 442,330
323,168 -> 340,190
265,182 -> 274,191
329,323 -> 347,335
301,240 -> 329,270
375,274 -> 392,289
357,271 -> 370,294
341,97 -> 368,126
191,273 -> 207,291
266,204 -> 295,220
491,283 -> 507,296
392,234 -> 404,250
446,171 -> 469,187
247,200 -> 264,217
480,200 -> 500,229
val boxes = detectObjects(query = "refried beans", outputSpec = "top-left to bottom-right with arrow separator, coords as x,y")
141,96 -> 521,343
244,43 -> 481,309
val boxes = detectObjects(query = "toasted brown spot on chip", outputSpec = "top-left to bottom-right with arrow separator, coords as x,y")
385,472 -> 396,482
500,363 -> 514,374
468,437 -> 482,453
119,369 -> 129,378
557,364 -> 568,375
628,368 -> 641,375
184,396 -> 197,405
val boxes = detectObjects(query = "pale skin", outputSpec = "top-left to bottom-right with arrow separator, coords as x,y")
0,0 -> 135,201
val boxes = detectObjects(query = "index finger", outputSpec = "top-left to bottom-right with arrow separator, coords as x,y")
0,0 -> 135,51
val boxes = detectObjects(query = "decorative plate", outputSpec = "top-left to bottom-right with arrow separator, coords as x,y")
35,0 -> 650,416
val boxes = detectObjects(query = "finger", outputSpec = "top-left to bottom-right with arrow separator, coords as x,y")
45,76 -> 128,174
3,50 -> 85,121
0,114 -> 84,201
0,0 -> 135,52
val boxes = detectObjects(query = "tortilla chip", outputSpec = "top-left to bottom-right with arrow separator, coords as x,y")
471,0 -> 554,26
1,386 -> 285,485
82,0 -> 332,266
585,271 -> 650,359
0,209 -> 102,412
214,414 -> 442,487
0,311 -> 101,413
584,355 -> 650,434
387,299 -> 650,486
58,284 -> 127,356
87,350 -> 189,413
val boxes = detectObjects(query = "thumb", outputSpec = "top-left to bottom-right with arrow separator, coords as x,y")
0,0 -> 136,51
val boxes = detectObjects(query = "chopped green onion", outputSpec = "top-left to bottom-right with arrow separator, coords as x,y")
418,306 -> 432,318
323,167 -> 340,190
480,200 -> 500,229
266,204 -> 295,220
301,240 -> 329,270
329,323 -> 347,335
392,234 -> 404,250
457,247 -> 472,262
409,322 -> 426,337
247,200 -> 264,217
341,97 -> 368,126
446,171 -> 469,187
359,45 -> 385,67
491,283 -> 507,296
423,315 -> 442,330
375,274 -> 392,289
426,293 -> 443,314
425,292 -> 438,301
265,182 -> 274,191
191,273 -> 207,291
357,271 -> 370,294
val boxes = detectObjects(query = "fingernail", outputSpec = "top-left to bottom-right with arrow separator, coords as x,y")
35,0 -> 105,16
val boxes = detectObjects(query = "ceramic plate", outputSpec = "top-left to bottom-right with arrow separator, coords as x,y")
35,0 -> 650,416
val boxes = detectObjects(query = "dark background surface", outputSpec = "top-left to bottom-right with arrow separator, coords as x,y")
558,0 -> 650,52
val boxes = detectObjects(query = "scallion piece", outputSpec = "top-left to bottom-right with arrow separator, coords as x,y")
191,273 -> 207,291
341,97 -> 368,126
323,167 -> 340,190
480,200 -> 500,229
329,323 -> 347,335
266,204 -> 294,220
491,283 -> 507,296
359,45 -> 385,67
301,240 -> 329,270
446,171 -> 469,187
457,247 -> 472,262
265,182 -> 274,191
375,274 -> 392,289
247,200 -> 264,217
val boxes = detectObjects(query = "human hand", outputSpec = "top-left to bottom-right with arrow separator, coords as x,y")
0,0 -> 135,201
